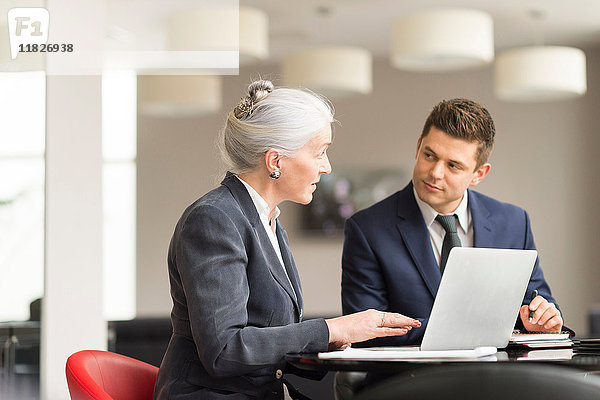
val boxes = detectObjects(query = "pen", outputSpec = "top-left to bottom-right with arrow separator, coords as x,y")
528,289 -> 538,323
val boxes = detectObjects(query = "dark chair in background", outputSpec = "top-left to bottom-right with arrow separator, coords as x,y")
589,305 -> 600,338
353,363 -> 600,400
0,298 -> 42,400
107,318 -> 172,367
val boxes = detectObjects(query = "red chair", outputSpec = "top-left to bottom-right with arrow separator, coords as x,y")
65,350 -> 159,400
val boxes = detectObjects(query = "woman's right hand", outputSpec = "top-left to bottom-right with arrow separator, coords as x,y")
325,309 -> 421,350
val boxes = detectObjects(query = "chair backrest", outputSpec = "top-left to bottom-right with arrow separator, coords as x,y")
65,350 -> 159,400
354,363 -> 600,400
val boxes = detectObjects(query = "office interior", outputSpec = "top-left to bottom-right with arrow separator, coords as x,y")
1,1 -> 600,399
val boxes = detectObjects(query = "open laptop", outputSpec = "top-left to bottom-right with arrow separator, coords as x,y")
420,247 -> 537,351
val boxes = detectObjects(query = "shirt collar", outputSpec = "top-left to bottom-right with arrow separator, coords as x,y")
413,186 -> 469,233
236,176 -> 281,224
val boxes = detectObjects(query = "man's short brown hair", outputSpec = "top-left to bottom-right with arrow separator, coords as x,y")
421,98 -> 495,169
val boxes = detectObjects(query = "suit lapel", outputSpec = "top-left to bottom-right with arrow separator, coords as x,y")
221,174 -> 301,314
393,186 -> 495,297
469,190 -> 494,247
396,183 -> 441,298
276,223 -> 303,318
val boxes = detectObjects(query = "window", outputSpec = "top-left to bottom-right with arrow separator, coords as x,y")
102,70 -> 136,320
0,71 -> 45,321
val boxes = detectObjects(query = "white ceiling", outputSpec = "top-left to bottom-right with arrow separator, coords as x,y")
3,0 -> 600,63
101,0 -> 600,64
243,0 -> 600,60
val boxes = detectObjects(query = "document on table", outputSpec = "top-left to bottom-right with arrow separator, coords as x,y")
509,340 -> 573,348
509,332 -> 570,343
318,346 -> 497,361
509,331 -> 571,347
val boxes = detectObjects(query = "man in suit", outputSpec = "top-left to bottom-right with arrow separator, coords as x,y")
341,98 -> 564,347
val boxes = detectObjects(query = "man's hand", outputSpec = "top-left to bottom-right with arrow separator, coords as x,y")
519,294 -> 563,332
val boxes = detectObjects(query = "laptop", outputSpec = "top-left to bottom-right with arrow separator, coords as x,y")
420,247 -> 537,351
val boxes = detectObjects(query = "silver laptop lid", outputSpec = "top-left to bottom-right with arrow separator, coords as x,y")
420,247 -> 537,351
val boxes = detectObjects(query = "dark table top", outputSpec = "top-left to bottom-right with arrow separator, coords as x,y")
286,340 -> 600,373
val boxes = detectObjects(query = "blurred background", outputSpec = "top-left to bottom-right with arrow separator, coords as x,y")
1,0 -> 600,398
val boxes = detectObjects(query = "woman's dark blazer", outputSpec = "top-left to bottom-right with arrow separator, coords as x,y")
153,173 -> 329,400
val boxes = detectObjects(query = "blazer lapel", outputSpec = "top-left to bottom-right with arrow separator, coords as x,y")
254,223 -> 300,313
469,190 -> 494,247
221,173 -> 301,312
276,223 -> 303,319
396,183 -> 441,298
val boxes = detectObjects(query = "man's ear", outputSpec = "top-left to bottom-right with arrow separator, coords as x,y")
470,163 -> 491,186
265,149 -> 282,173
415,136 -> 423,159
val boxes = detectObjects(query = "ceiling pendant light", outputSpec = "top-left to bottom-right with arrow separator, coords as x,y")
494,10 -> 586,102
239,7 -> 269,65
494,46 -> 586,102
168,6 -> 268,65
390,8 -> 494,72
138,5 -> 270,117
138,75 -> 222,117
282,46 -> 372,98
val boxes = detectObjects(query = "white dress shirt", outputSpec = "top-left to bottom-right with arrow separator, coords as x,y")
413,187 -> 474,267
236,176 -> 297,300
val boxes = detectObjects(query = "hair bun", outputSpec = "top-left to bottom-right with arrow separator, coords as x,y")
248,80 -> 274,103
234,80 -> 274,119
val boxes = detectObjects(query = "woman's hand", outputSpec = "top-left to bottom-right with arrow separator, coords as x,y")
325,309 -> 422,350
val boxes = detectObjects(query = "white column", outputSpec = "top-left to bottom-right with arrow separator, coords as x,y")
43,75 -> 106,400
42,0 -> 106,398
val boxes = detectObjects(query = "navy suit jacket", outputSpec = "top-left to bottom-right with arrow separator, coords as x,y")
154,174 -> 329,400
342,182 -> 559,346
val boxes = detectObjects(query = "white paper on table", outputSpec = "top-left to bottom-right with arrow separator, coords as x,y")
509,332 -> 570,343
318,346 -> 497,361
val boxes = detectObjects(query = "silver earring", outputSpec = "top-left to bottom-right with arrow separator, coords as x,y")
269,170 -> 281,180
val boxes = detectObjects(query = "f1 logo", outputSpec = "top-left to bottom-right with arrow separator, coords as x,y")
7,8 -> 49,59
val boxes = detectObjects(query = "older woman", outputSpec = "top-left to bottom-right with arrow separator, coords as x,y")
153,80 -> 420,400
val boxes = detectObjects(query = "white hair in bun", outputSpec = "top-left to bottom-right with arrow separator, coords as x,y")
220,79 -> 334,174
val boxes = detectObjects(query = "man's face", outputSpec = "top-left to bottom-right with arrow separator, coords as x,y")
412,127 -> 490,214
